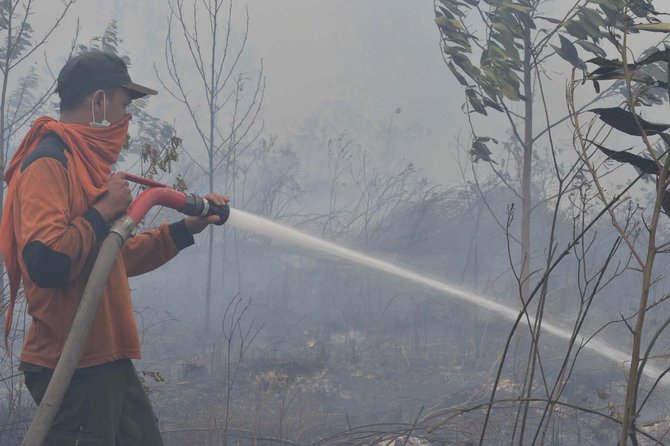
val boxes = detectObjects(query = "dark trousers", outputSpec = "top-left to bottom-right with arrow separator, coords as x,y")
23,359 -> 164,446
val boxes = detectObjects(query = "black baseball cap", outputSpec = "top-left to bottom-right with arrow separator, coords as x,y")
56,51 -> 158,101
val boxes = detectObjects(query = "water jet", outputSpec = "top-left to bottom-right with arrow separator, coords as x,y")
226,208 -> 667,385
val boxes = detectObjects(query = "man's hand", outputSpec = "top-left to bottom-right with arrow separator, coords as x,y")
185,193 -> 231,234
93,172 -> 132,222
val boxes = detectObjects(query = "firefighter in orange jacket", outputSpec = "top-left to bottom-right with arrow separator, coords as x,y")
0,51 -> 227,445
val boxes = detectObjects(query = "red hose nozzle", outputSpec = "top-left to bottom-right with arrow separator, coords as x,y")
123,178 -> 229,226
120,172 -> 230,225
126,188 -> 188,223
123,172 -> 170,189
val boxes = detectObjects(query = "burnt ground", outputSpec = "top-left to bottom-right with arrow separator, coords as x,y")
133,306 -> 653,446
3,260 -> 668,445
1,306 -> 665,446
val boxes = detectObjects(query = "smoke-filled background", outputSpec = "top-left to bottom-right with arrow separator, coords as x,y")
3,1 -> 670,445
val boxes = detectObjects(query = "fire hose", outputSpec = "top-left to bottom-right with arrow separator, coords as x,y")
21,173 -> 229,446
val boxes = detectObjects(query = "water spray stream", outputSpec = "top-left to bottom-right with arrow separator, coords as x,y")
227,208 -> 668,385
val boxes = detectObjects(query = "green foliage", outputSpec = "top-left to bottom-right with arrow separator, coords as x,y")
593,141 -> 659,174
6,68 -> 39,122
77,21 -> 131,70
575,40 -> 607,58
551,34 -> 582,67
141,136 -> 182,178
0,0 -> 33,64
589,107 -> 670,135
435,0 -> 665,164
574,5 -> 670,444
435,0 -> 661,101
583,46 -> 670,102
563,6 -> 606,42
575,4 -> 670,207
4,67 -> 47,146
78,20 -> 178,174
470,136 -> 498,164
574,3 -> 670,136
436,0 -> 535,110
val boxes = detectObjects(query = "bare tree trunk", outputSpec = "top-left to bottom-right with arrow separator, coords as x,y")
619,190 -> 661,445
205,153 -> 214,333
617,23 -> 670,443
0,7 -> 10,314
520,27 -> 533,303
618,142 -> 668,446
160,0 -> 262,334
516,25 -> 535,446
204,1 -> 220,334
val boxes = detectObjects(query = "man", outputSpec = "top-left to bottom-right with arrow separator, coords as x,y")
0,51 -> 227,445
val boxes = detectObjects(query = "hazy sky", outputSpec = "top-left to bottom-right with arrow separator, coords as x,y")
26,0 -> 669,190
28,0 -> 464,182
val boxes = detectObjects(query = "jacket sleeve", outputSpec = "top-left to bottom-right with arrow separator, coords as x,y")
120,219 -> 194,277
17,159 -> 108,287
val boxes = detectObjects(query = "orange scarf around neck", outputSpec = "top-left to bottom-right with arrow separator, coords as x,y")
0,114 -> 131,343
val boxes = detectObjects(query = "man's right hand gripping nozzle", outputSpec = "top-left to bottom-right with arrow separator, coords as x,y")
92,172 -> 132,223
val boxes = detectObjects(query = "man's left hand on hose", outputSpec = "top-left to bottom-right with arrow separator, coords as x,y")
184,193 -> 230,235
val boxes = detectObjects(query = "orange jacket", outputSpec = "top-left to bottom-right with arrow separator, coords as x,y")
11,133 -> 193,368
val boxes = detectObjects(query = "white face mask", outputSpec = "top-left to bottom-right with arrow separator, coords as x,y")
90,91 -> 110,128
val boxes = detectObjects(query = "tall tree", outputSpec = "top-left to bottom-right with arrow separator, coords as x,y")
435,2 -> 586,440
435,0 -> 664,443
567,3 -> 670,444
158,0 -> 264,332
436,0 -> 596,298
